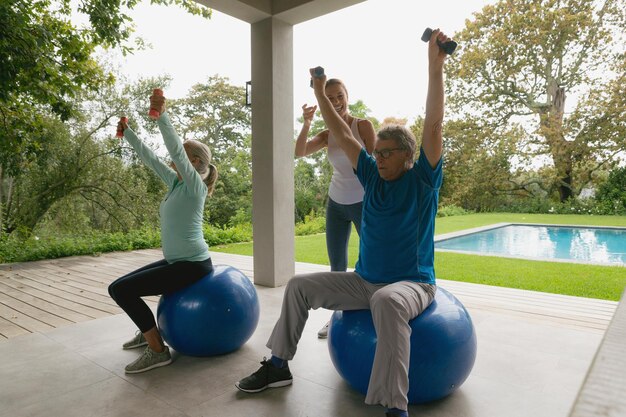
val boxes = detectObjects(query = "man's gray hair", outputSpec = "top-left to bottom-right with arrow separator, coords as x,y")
377,124 -> 417,164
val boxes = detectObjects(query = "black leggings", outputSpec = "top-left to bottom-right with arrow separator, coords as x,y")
108,258 -> 213,332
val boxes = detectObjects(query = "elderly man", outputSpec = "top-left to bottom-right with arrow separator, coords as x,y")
236,29 -> 451,417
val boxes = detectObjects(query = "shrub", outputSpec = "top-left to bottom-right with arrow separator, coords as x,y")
437,205 -> 472,217
203,223 -> 253,246
595,167 -> 626,215
4,202 -> 487,263
0,227 -> 162,264
295,213 -> 326,235
492,196 -> 612,215
493,197 -> 553,214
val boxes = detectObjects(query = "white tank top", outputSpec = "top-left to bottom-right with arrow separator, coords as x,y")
327,118 -> 366,205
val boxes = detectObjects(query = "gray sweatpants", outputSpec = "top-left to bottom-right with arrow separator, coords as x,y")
266,271 -> 436,410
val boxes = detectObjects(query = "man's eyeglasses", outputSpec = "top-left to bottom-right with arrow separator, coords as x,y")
372,148 -> 404,160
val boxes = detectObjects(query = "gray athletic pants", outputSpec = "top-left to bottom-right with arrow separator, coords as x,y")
266,271 -> 436,410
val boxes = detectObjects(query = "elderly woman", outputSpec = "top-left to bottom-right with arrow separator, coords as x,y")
109,93 -> 218,374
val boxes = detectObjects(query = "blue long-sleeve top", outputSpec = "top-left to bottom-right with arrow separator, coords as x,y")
123,112 -> 210,263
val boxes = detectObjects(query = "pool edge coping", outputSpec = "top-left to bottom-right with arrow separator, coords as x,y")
434,222 -> 626,268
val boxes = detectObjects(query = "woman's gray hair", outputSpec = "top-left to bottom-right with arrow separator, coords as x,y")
183,140 -> 218,196
377,124 -> 417,165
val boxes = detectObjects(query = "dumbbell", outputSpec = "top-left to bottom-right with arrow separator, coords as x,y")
148,88 -> 163,120
421,28 -> 457,55
116,117 -> 128,138
310,66 -> 325,88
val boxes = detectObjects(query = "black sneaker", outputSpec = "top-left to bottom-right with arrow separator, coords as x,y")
235,357 -> 293,393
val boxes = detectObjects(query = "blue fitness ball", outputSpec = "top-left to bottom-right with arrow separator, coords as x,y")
328,287 -> 476,404
157,265 -> 260,356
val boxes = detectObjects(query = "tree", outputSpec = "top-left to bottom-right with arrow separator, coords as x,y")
7,118 -> 163,235
203,134 -> 253,227
0,73 -> 176,236
0,0 -> 211,234
438,118 -> 527,210
446,0 -> 626,202
382,117 -> 408,127
294,159 -> 326,222
169,75 -> 250,159
0,0 -> 210,115
167,76 -> 252,226
595,166 -> 626,214
0,0 -> 210,174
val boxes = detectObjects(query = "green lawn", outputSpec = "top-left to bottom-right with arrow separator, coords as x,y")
213,213 -> 626,301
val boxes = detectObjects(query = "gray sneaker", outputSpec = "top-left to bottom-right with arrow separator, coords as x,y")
122,331 -> 148,350
125,346 -> 172,374
317,321 -> 330,339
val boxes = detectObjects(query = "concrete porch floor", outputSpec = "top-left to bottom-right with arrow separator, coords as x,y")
0,251 -> 615,417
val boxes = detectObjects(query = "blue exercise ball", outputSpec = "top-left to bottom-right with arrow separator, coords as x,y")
328,287 -> 476,404
157,265 -> 260,357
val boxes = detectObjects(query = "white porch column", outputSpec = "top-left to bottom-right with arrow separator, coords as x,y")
251,17 -> 295,287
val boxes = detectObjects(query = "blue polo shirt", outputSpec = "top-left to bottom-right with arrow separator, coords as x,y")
354,147 -> 443,284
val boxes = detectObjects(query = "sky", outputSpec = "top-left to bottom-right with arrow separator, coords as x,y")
108,0 -> 494,125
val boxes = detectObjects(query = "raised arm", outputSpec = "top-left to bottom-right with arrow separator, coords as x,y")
294,104 -> 328,158
148,93 -> 207,196
310,69 -> 362,169
119,119 -> 177,186
357,119 -> 376,154
157,112 -> 207,196
422,28 -> 449,168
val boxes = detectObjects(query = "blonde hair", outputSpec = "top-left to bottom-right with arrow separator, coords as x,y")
183,140 -> 218,196
325,78 -> 349,99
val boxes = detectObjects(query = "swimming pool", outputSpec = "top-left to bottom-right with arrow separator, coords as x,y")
435,224 -> 626,266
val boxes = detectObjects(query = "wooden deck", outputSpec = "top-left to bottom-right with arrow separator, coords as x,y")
0,249 -> 618,340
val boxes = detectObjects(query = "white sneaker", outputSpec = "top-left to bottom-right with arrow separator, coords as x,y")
317,321 -> 330,339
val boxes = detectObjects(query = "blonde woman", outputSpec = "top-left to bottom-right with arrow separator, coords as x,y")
108,93 -> 218,374
295,79 -> 376,338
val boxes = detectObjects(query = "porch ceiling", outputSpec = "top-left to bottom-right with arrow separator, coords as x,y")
193,0 -> 366,24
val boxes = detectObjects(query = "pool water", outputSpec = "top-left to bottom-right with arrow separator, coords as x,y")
435,225 -> 626,266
